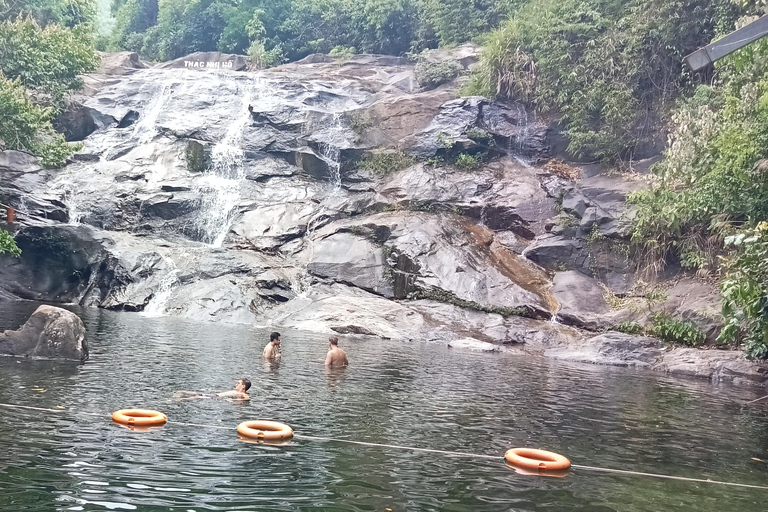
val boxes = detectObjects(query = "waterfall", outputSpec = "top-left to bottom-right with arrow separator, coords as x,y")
192,83 -> 254,247
49,179 -> 87,225
318,113 -> 345,193
142,258 -> 180,317
511,104 -> 533,168
133,78 -> 175,145
293,113 -> 347,297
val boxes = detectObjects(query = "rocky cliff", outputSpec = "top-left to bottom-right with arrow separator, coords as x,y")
1,49 -> 765,386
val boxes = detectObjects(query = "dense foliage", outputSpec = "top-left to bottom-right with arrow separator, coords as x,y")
468,0 -> 738,161
0,6 -> 97,167
107,0 -> 521,62
629,7 -> 768,359
0,16 -> 99,103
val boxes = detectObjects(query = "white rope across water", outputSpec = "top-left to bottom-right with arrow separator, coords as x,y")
1,402 -> 767,490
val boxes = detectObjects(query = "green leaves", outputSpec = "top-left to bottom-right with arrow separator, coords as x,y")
0,229 -> 21,257
0,74 -> 75,167
0,16 -> 98,104
471,0 -> 734,161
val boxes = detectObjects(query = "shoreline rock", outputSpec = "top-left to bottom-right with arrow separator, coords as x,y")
0,305 -> 88,361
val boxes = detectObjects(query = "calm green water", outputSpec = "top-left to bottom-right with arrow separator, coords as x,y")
1,304 -> 767,511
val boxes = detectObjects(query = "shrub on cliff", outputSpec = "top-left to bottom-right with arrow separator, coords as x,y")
0,74 -> 75,167
0,14 -> 96,166
467,0 -> 738,161
0,16 -> 98,105
628,10 -> 768,360
0,229 -> 21,257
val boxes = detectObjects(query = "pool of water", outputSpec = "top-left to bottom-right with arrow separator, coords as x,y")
1,305 -> 767,511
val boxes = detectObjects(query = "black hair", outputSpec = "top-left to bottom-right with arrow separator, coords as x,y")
270,332 -> 281,341
329,336 -> 339,345
238,378 -> 252,391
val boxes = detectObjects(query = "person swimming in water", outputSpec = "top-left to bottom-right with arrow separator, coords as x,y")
174,378 -> 251,401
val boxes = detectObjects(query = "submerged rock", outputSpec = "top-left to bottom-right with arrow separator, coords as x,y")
0,305 -> 88,361
448,338 -> 507,352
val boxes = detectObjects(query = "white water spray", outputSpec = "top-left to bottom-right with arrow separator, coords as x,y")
294,114 -> 348,297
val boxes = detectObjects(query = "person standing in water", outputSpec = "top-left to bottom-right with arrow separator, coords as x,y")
263,332 -> 282,361
324,336 -> 348,367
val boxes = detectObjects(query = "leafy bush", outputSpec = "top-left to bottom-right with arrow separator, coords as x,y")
358,152 -> 417,176
247,39 -> 284,69
468,0 -> 739,161
415,58 -> 463,89
651,313 -> 705,347
614,321 -> 644,335
719,222 -> 768,360
0,16 -> 98,104
0,229 -> 21,256
454,153 -> 483,171
0,74 -> 75,167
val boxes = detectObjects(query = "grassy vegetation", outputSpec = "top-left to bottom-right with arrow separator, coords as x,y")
467,0 -> 739,161
628,7 -> 768,359
358,152 -> 418,176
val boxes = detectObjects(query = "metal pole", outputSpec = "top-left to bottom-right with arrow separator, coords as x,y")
685,15 -> 768,71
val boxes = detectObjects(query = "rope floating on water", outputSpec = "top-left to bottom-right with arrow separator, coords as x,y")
293,434 -> 500,460
1,402 -> 767,490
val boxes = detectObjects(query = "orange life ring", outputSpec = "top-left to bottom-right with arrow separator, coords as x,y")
504,448 -> 571,471
112,409 -> 167,427
237,420 -> 293,441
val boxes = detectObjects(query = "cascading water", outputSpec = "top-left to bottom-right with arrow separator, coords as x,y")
49,179 -> 87,225
192,82 -> 255,247
294,113 -> 347,296
132,78 -> 175,145
318,113 -> 345,192
511,104 -> 533,168
142,257 -> 180,317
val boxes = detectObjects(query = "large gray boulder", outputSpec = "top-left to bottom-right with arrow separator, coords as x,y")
661,279 -> 722,343
552,271 -> 612,330
307,232 -> 394,297
380,158 -> 556,238
546,332 -> 666,368
0,305 -> 88,361
411,96 -> 551,159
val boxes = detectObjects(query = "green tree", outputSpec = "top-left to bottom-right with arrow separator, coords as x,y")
0,0 -> 95,27
0,74 -> 73,167
0,16 -> 99,104
421,0 -> 519,47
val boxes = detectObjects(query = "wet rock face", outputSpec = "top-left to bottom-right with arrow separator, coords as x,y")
0,305 -> 88,361
2,51 -> 754,385
411,96 -> 551,159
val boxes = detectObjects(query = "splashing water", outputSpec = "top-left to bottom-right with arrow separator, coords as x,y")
192,83 -> 255,247
49,178 -> 87,225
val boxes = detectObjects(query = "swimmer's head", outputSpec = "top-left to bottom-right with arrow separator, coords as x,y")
270,332 -> 281,342
329,336 -> 339,346
237,378 -> 252,392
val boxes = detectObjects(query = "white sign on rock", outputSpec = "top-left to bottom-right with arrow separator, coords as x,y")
184,60 -> 234,69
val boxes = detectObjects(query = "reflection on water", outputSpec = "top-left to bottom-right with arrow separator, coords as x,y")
0,306 -> 767,511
